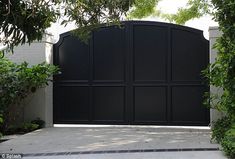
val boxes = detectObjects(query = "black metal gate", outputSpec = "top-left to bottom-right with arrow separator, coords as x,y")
53,21 -> 209,125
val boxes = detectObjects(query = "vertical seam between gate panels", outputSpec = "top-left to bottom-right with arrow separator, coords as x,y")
167,26 -> 172,124
89,32 -> 94,122
130,23 -> 135,124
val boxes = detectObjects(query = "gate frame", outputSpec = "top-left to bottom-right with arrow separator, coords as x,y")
53,21 -> 212,126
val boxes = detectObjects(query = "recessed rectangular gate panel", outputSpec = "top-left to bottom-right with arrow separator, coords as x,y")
58,36 -> 89,81
93,87 -> 125,122
54,21 -> 209,126
134,87 -> 167,123
93,26 -> 125,81
133,25 -> 167,82
171,29 -> 207,82
171,86 -> 209,124
54,86 -> 90,122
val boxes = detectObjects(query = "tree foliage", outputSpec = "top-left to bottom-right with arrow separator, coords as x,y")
128,0 -> 211,24
0,0 -> 215,49
62,0 -> 133,41
162,0 -> 211,24
0,0 -> 134,49
0,0 -> 59,50
127,0 -> 160,19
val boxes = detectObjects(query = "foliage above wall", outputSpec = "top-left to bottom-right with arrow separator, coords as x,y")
0,0 -> 134,50
0,0 -> 206,50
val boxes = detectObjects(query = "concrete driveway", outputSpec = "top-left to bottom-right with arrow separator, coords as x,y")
0,126 -> 227,159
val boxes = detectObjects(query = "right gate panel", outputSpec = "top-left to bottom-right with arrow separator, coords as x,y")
131,22 -> 209,125
170,28 -> 209,125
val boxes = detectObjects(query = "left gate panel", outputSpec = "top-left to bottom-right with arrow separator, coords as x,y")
54,34 -> 90,123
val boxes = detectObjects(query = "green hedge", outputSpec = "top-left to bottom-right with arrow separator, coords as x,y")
0,58 -> 59,136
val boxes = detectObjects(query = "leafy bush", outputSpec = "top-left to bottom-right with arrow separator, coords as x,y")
5,122 -> 39,135
0,114 -> 3,138
212,116 -> 232,143
221,124 -> 235,158
201,1 -> 235,158
18,122 -> 39,133
31,118 -> 45,129
0,58 -> 59,135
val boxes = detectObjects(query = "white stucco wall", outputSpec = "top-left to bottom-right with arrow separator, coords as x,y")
209,27 -> 224,124
5,34 -> 54,127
